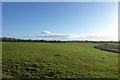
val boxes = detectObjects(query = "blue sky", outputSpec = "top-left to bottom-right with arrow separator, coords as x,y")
2,2 -> 118,41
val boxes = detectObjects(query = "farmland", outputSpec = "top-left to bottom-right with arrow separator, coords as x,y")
2,42 -> 119,78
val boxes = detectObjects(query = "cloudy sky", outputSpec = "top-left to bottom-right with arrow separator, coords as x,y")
3,2 -> 118,41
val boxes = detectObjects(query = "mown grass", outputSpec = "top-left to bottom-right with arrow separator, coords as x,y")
2,42 -> 119,78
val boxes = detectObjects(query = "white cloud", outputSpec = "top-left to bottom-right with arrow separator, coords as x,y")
41,31 -> 52,35
31,31 -> 118,41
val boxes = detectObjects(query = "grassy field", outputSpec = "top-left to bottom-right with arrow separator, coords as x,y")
2,42 -> 118,78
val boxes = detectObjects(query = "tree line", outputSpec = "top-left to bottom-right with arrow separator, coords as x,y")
0,37 -> 118,43
1,37 -> 66,43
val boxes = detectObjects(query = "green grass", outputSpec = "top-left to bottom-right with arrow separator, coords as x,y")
2,42 -> 119,78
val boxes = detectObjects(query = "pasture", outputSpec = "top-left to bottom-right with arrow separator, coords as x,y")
2,42 -> 118,78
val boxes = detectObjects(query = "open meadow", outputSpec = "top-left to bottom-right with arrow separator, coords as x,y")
2,42 -> 118,78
